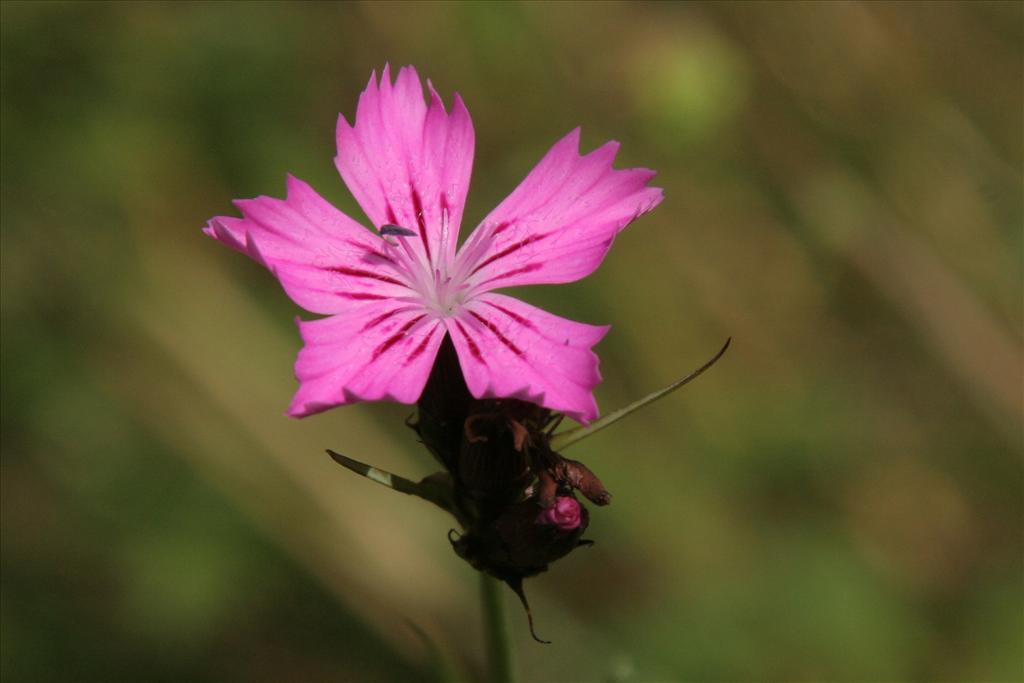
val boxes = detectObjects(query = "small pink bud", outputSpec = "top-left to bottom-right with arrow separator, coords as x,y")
538,496 -> 582,531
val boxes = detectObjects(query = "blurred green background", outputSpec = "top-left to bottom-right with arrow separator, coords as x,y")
2,2 -> 1021,681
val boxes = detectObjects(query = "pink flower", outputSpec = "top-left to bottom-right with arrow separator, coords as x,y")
204,65 -> 662,423
537,496 -> 583,531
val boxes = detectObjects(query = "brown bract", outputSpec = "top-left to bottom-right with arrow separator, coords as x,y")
409,338 -> 612,643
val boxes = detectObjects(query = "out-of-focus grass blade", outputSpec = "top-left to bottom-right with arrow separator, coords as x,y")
407,620 -> 464,683
551,338 -> 731,452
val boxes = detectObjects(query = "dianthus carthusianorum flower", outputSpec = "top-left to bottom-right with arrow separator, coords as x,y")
205,65 -> 662,423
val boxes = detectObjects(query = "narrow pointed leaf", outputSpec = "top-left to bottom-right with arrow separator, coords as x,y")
326,449 -> 455,514
550,338 -> 731,451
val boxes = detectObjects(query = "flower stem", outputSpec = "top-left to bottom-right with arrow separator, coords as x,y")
480,573 -> 514,683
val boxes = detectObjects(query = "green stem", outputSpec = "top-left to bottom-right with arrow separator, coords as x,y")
480,573 -> 513,683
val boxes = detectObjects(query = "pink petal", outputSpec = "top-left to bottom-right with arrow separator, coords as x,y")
335,65 -> 475,269
457,128 -> 662,294
444,293 -> 610,423
289,305 -> 446,417
203,175 -> 415,315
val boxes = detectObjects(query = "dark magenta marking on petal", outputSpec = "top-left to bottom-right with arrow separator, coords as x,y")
345,238 -> 375,251
324,265 -> 404,286
492,221 -> 512,236
339,292 -> 388,300
410,187 -> 432,263
404,332 -> 433,366
348,239 -> 398,269
483,301 -> 535,330
372,314 -> 426,360
476,262 -> 543,288
361,252 -> 398,269
439,192 -> 450,215
385,201 -> 399,226
454,320 -> 485,364
362,307 -> 403,331
347,238 -> 396,262
469,311 -> 523,357
470,232 -> 548,275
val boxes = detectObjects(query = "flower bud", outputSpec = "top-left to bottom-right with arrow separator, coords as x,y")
538,495 -> 582,531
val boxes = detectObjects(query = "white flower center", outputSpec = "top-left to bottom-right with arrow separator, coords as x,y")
388,206 -> 471,318
426,270 -> 468,316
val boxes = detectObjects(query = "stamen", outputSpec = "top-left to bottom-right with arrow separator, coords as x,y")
379,221 -> 435,300
439,206 -> 451,280
372,204 -> 471,317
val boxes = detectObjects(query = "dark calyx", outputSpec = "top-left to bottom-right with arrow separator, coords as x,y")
410,337 -> 611,643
